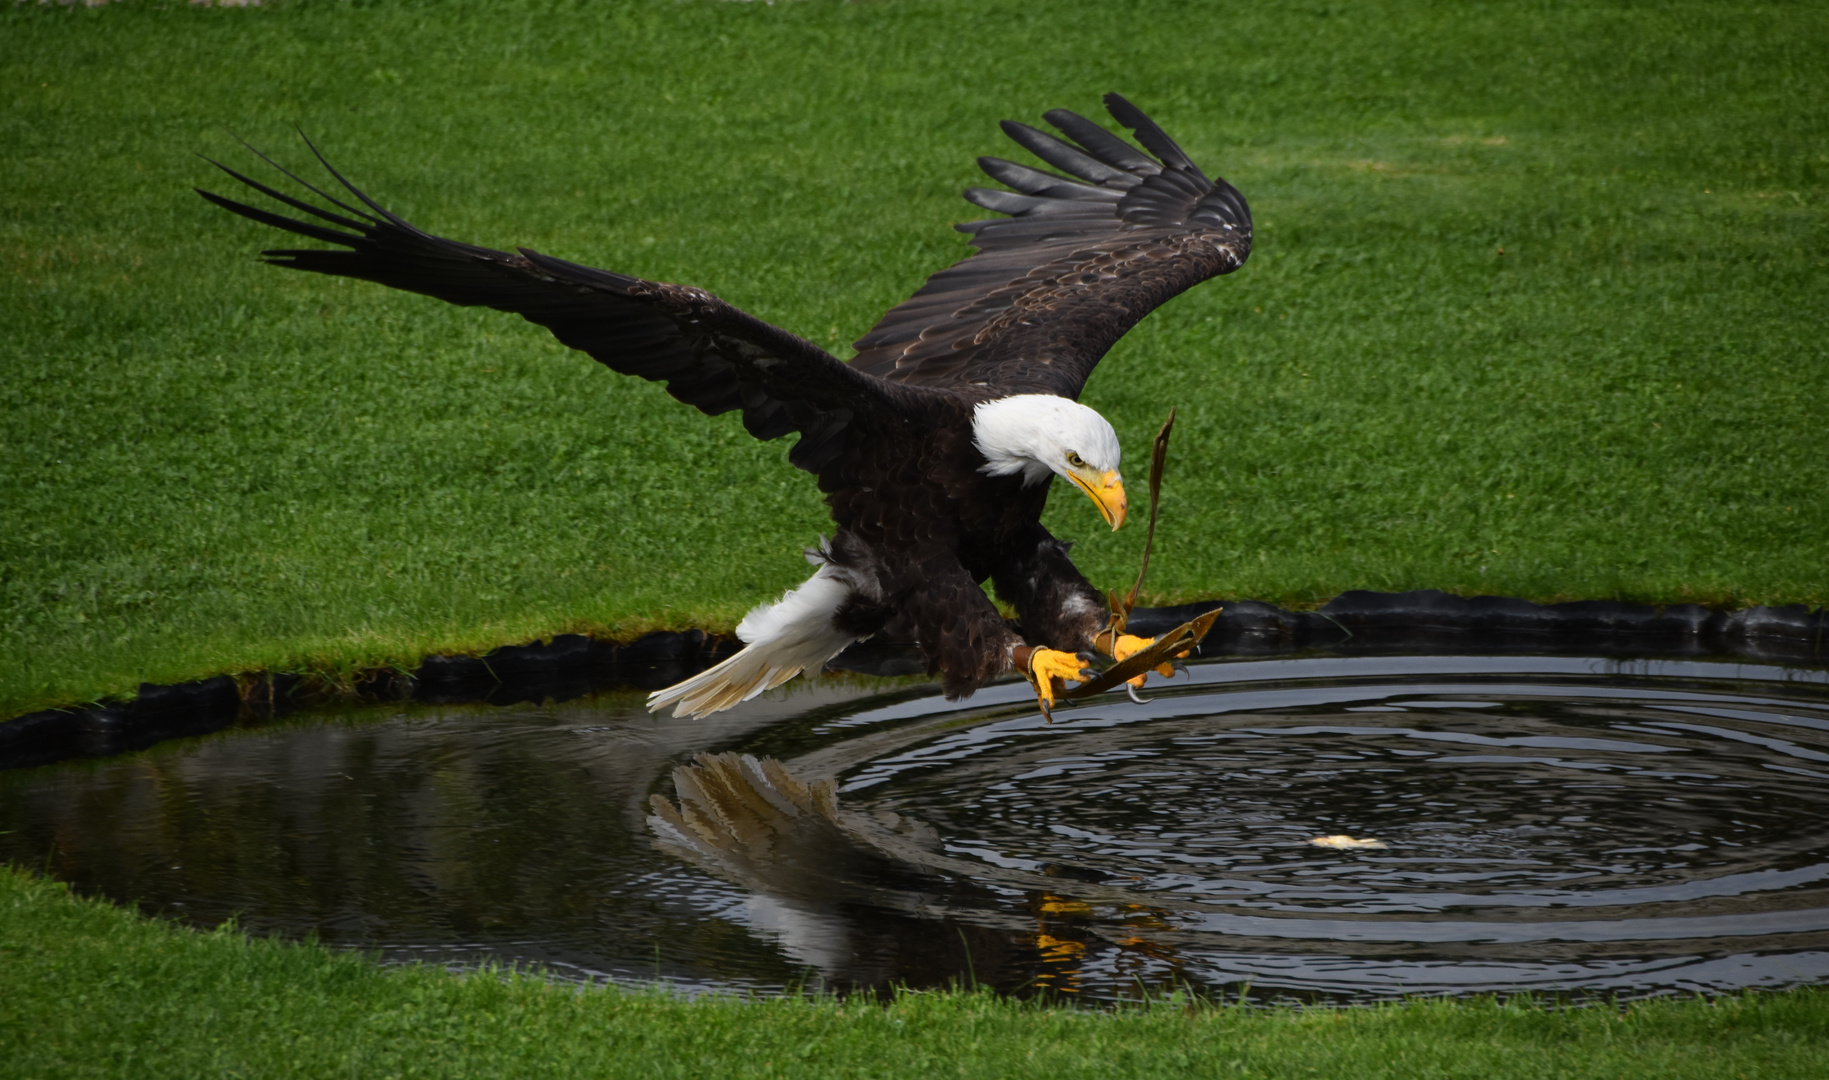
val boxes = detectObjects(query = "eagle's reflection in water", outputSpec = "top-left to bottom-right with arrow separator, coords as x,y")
647,752 -> 1111,996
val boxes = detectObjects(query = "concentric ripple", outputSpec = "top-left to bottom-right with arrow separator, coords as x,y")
755,656 -> 1829,997
4,655 -> 1828,1002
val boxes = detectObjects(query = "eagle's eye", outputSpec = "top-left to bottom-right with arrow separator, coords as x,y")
1066,451 -> 1086,468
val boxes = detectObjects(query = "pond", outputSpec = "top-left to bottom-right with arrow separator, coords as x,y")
5,653 -> 1829,1003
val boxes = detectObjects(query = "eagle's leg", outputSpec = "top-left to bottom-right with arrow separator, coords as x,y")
984,524 -> 1113,715
990,525 -> 1109,654
988,524 -> 1186,695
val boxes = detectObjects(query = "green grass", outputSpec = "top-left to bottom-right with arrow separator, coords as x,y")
2,866 -> 1824,1080
2,0 -> 1826,716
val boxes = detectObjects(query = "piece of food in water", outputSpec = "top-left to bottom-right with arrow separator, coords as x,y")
1309,834 -> 1388,850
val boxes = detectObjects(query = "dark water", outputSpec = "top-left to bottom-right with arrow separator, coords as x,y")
5,655 -> 1829,1003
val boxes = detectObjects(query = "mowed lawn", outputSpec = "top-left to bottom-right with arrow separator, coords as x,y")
2,0 -> 1825,718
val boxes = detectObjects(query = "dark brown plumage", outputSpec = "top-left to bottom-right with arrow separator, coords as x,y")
851,96 -> 1250,395
199,93 -> 1252,711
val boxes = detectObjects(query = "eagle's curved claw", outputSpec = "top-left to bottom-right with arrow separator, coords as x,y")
1125,682 -> 1152,705
1025,647 -> 1093,712
1099,632 -> 1189,689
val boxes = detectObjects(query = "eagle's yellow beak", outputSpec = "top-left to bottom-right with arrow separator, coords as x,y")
1068,469 -> 1128,530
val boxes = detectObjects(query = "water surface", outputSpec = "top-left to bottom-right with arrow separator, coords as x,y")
5,655 -> 1828,1002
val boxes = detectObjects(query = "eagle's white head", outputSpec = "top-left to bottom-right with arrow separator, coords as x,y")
971,394 -> 1128,529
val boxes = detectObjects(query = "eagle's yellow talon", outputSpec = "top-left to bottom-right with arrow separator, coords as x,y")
1101,632 -> 1185,687
1025,647 -> 1093,708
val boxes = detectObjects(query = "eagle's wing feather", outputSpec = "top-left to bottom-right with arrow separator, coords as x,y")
198,144 -> 899,474
848,93 -> 1251,399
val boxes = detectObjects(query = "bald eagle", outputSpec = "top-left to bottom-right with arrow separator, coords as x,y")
199,93 -> 1252,717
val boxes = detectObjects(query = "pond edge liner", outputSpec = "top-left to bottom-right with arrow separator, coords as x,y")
2,589 -> 1824,771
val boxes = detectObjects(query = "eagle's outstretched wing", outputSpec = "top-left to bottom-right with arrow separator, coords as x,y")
197,142 -> 902,474
847,93 -> 1252,398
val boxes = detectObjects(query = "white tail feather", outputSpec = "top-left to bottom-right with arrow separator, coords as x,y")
647,566 -> 861,718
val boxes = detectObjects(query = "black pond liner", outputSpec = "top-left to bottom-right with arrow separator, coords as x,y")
3,590 -> 1824,772
2,590 -> 1828,1005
